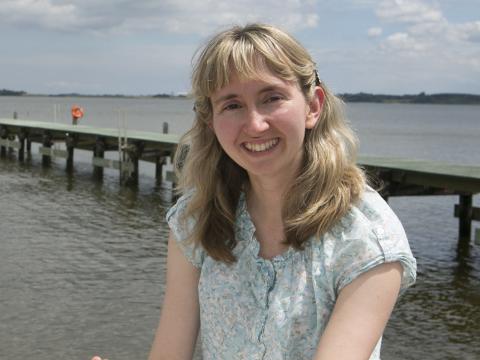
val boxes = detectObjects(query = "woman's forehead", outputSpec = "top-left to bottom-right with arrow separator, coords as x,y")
211,62 -> 296,95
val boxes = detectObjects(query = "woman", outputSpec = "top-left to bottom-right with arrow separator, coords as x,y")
98,23 -> 416,360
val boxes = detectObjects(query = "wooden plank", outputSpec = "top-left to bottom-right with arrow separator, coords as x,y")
359,156 -> 480,193
92,157 -> 120,170
38,147 -> 69,158
92,157 -> 134,172
359,156 -> 480,180
165,170 -> 176,183
389,169 -> 480,194
454,204 -> 480,221
0,118 -> 180,144
0,138 -> 21,149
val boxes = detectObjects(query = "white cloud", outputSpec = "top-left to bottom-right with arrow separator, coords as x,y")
376,0 -> 443,24
368,27 -> 383,37
0,0 -> 319,34
382,32 -> 427,52
0,0 -> 78,30
372,1 -> 480,54
453,21 -> 480,43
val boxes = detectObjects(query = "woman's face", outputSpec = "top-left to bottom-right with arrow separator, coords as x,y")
210,69 -> 323,184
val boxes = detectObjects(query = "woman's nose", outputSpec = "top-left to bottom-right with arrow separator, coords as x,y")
243,108 -> 269,135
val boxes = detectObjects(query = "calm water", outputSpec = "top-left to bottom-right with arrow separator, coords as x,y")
0,97 -> 479,359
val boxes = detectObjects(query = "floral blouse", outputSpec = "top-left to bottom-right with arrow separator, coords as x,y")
166,187 -> 417,360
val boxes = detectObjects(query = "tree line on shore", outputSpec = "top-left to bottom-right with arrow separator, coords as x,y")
338,92 -> 480,105
1,88 -> 479,104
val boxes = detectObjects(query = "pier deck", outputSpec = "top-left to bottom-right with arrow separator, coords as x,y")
0,118 -> 179,184
358,155 -> 480,194
1,118 -> 479,242
358,155 -> 480,242
0,118 -> 179,152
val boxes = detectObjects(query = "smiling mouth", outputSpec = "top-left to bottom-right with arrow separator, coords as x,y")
243,138 -> 279,153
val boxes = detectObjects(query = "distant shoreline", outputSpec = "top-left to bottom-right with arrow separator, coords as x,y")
338,92 -> 480,105
0,89 -> 187,100
1,89 -> 480,105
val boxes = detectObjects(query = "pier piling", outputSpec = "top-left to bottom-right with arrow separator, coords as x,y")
65,134 -> 77,172
0,126 -> 7,157
18,130 -> 27,161
155,155 -> 166,182
458,194 -> 473,240
93,137 -> 106,179
42,132 -> 53,166
121,141 -> 144,186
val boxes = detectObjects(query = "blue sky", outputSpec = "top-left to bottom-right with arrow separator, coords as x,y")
1,0 -> 479,95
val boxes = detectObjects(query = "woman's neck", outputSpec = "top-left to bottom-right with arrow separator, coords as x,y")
245,177 -> 292,259
246,174 -> 291,223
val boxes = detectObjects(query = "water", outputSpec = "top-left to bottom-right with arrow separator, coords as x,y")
0,97 -> 479,359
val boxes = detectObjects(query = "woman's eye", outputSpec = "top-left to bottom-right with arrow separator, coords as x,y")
223,103 -> 241,111
265,95 -> 283,103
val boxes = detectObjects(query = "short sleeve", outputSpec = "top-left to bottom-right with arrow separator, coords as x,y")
327,190 -> 416,296
166,191 -> 205,268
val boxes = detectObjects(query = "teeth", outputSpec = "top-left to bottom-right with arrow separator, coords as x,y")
244,138 -> 279,152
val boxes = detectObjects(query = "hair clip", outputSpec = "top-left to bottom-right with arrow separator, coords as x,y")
314,70 -> 321,86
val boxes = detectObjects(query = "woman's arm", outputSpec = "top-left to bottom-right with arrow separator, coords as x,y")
148,231 -> 201,360
314,262 -> 403,360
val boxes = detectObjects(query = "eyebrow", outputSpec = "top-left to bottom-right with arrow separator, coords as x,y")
212,94 -> 238,107
212,85 -> 282,107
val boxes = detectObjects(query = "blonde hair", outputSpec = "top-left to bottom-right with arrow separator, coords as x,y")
175,23 -> 365,263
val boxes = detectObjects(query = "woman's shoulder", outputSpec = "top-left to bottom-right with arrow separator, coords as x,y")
311,186 -> 416,295
331,186 -> 405,241
166,189 -> 205,268
166,189 -> 196,221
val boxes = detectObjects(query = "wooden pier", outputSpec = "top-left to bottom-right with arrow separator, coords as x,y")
358,156 -> 480,244
0,118 -> 179,185
1,118 -> 479,244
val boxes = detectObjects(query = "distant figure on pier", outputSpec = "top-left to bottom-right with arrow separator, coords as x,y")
71,105 -> 84,125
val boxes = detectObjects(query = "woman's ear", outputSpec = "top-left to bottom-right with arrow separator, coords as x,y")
207,120 -> 214,132
305,87 -> 325,129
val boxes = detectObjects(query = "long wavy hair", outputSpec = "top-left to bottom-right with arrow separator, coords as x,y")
174,23 -> 365,263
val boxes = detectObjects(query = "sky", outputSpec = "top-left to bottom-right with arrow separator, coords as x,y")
1,0 -> 479,95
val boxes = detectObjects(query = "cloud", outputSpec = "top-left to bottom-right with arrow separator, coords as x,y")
345,0 -> 480,93
0,0 -> 319,34
372,1 -> 480,52
376,0 -> 443,24
367,27 -> 383,37
0,0 -> 78,30
381,32 -> 427,52
453,21 -> 480,42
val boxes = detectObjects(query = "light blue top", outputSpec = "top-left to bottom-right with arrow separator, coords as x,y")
166,187 -> 417,360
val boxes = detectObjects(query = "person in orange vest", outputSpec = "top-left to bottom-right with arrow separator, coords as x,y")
71,105 -> 84,125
